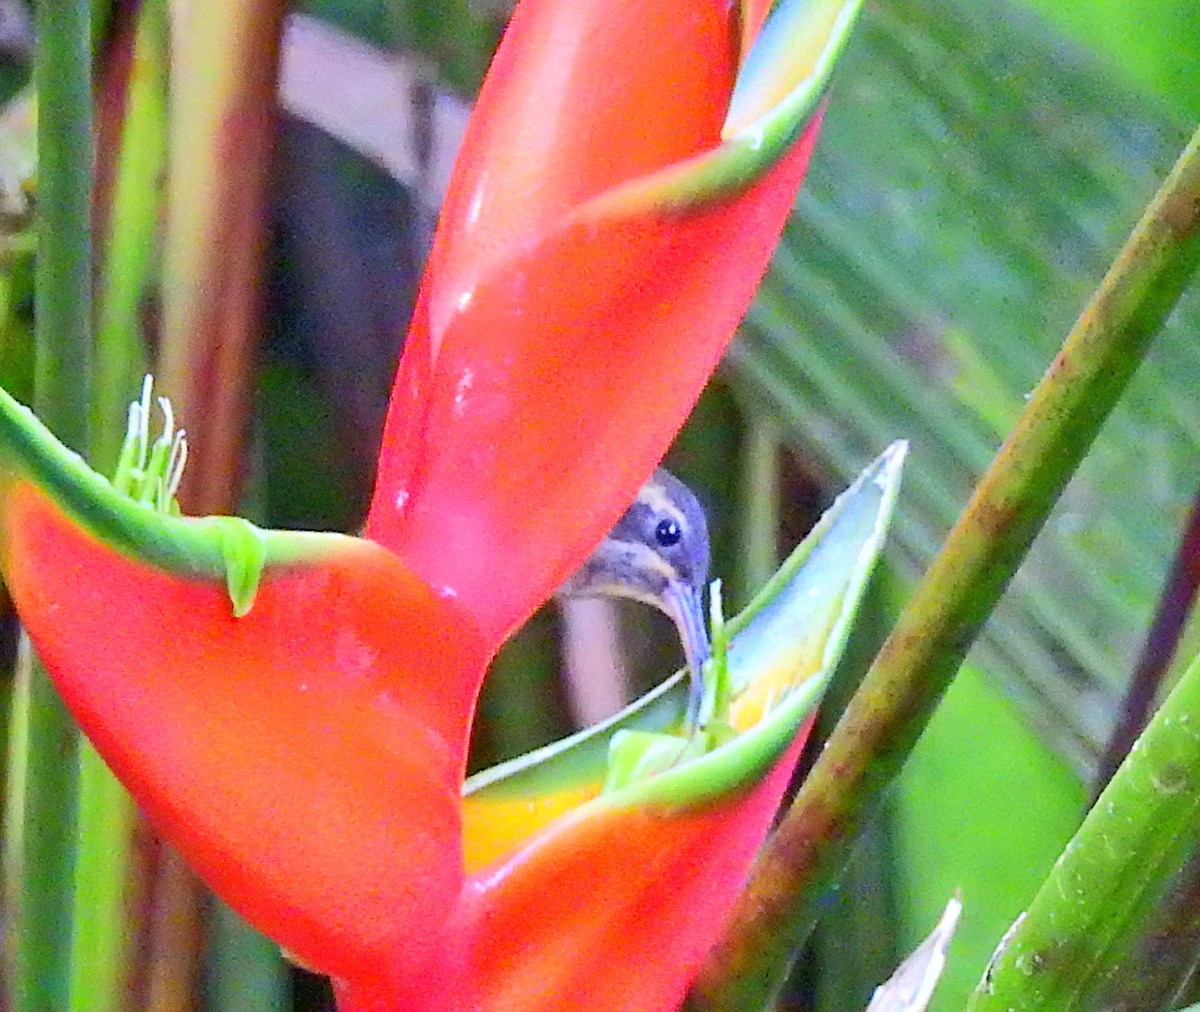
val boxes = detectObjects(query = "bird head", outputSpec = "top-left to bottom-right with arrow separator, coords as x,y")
558,468 -> 711,689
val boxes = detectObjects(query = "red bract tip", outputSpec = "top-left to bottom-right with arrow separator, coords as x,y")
366,0 -> 843,647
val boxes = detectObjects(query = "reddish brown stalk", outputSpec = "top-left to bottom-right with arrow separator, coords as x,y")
157,1 -> 288,512
1094,487 -> 1200,794
1092,487 -> 1200,1010
92,5 -> 139,264
142,4 -> 289,1007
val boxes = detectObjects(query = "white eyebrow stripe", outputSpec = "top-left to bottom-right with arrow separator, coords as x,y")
637,480 -> 691,532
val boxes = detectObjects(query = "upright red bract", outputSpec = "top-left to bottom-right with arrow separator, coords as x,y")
366,0 -> 846,648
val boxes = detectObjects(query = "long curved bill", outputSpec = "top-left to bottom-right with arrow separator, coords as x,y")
663,578 -> 711,726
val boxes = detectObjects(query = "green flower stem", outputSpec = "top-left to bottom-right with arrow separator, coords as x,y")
7,0 -> 95,1003
689,125 -> 1200,1011
6,1 -> 94,1009
34,0 -> 93,441
90,0 -> 166,468
968,647 -> 1200,1010
736,412 -> 781,604
8,649 -> 78,1012
71,9 -> 171,1006
710,582 -> 732,723
68,752 -> 135,1012
204,902 -> 290,1012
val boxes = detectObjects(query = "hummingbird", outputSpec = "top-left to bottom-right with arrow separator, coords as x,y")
557,468 -> 712,725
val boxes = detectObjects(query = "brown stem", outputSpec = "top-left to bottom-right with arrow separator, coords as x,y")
1096,488 -> 1200,1010
1094,487 -> 1200,794
145,3 -> 290,1006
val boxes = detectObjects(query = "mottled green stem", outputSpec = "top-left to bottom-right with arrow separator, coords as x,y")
68,762 -> 134,1012
968,647 -> 1200,1009
7,0 -> 94,1008
689,125 -> 1200,1011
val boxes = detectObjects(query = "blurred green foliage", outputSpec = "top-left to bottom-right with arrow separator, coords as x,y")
1025,0 -> 1200,121
736,0 -> 1199,770
298,0 -> 396,49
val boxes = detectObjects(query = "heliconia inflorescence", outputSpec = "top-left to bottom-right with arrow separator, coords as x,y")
0,1 -> 886,1008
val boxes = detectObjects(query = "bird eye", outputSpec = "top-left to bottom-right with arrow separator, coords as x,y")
655,518 -> 682,547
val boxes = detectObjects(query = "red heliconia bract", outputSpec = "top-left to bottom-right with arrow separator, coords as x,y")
1,483 -> 489,985
366,0 -> 827,649
456,735 -> 813,1012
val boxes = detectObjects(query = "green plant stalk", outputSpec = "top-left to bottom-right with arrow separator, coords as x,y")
90,0 -> 165,467
68,755 -> 135,1012
6,1 -> 94,1008
68,8 -> 171,1009
33,4 -> 93,441
737,411 -> 781,603
204,902 -> 290,1012
968,647 -> 1200,1009
689,125 -> 1200,1011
